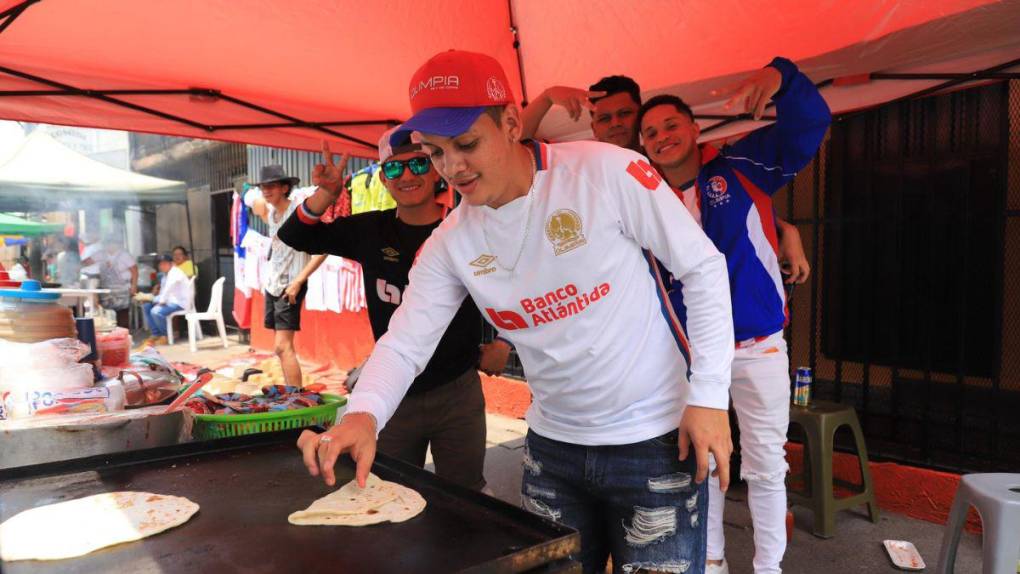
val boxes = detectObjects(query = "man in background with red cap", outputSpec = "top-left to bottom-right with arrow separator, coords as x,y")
296,50 -> 736,574
278,128 -> 510,491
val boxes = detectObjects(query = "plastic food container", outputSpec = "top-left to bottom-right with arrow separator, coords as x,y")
96,327 -> 131,367
0,280 -> 75,343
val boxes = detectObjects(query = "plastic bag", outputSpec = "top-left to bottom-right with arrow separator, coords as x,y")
0,338 -> 91,369
1,363 -> 94,393
3,384 -> 124,418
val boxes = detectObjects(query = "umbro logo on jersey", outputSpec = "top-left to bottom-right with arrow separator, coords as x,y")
470,254 -> 497,276
381,247 -> 400,262
470,254 -> 496,267
626,159 -> 663,190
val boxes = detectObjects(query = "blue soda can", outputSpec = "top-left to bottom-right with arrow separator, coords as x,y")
794,367 -> 812,406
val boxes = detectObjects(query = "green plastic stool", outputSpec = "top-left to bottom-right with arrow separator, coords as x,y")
787,400 -> 880,538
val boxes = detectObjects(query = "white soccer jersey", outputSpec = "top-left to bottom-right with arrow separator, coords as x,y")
345,140 -> 734,445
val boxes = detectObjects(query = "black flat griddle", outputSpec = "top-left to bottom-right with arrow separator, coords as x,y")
0,430 -> 579,574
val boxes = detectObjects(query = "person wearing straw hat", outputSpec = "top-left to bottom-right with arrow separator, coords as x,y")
249,164 -> 326,387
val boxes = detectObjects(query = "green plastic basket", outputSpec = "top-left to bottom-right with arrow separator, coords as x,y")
191,394 -> 347,440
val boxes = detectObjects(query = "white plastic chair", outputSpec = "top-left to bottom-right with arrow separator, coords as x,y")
936,473 -> 1020,574
184,277 -> 228,353
166,276 -> 197,346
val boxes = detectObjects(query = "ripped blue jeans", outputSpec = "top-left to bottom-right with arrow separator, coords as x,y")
522,429 -> 708,574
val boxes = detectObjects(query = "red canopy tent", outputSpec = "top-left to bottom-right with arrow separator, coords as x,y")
0,0 -> 1017,154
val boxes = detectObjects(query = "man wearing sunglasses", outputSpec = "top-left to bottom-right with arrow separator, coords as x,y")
277,128 -> 509,491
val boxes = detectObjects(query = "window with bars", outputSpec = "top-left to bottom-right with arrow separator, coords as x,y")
780,80 -> 1020,472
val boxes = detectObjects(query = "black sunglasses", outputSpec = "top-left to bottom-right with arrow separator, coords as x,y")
382,156 -> 431,179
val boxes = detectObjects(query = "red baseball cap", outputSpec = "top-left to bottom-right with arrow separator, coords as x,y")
393,50 -> 514,143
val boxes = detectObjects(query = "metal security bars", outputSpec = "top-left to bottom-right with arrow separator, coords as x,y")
779,80 -> 1020,473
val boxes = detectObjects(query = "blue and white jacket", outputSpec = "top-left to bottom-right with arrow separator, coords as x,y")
668,57 -> 831,342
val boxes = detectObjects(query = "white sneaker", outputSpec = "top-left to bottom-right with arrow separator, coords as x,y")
705,559 -> 729,574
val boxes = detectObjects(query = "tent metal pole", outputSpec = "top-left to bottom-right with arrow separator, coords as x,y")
0,0 -> 39,36
214,93 -> 375,148
0,89 -> 203,97
506,0 -> 529,106
0,0 -> 38,21
700,57 -> 1020,135
211,119 -> 401,131
699,79 -> 833,135
0,67 -> 376,148
831,56 -> 1020,126
871,72 -> 1020,81
0,65 -> 212,131
184,198 -> 195,277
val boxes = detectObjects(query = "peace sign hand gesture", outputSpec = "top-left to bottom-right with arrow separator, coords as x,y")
713,66 -> 783,121
312,141 -> 350,200
543,86 -> 606,121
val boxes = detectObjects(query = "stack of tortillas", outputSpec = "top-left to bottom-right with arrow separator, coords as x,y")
289,473 -> 426,526
0,492 -> 199,562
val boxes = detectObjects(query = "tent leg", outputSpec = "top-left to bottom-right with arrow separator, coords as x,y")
185,195 -> 195,269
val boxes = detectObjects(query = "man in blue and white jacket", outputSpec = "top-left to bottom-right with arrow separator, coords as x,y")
638,57 -> 831,574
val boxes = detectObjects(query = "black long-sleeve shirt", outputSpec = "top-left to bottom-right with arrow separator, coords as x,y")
278,207 -> 480,395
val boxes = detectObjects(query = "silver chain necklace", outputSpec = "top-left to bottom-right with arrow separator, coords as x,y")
483,146 -> 537,274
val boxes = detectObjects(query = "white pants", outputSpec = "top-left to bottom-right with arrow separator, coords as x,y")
707,332 -> 790,574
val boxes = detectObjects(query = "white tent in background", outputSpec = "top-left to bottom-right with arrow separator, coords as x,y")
0,130 -> 185,211
0,120 -> 24,165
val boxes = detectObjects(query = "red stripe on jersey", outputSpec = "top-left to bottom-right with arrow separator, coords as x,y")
646,252 -> 692,360
732,169 -> 779,255
700,144 -> 720,165
732,168 -> 788,322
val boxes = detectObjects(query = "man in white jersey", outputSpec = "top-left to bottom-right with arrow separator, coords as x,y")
295,50 -> 735,574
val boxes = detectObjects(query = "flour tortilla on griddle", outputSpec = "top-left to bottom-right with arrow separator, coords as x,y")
288,473 -> 426,526
0,492 -> 199,562
287,473 -> 397,522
